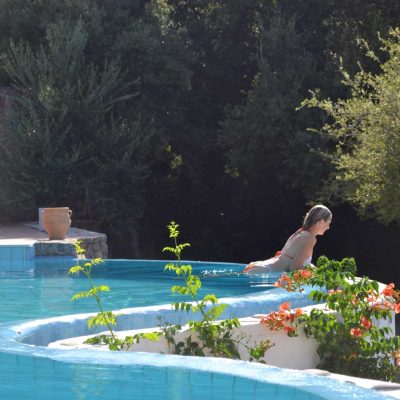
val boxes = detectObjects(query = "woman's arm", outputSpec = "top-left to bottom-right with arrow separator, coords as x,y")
243,261 -> 268,273
288,235 -> 316,271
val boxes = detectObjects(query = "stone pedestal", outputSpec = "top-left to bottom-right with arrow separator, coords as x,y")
34,228 -> 108,259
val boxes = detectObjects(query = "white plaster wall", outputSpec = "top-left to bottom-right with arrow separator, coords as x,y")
48,300 -> 396,371
49,316 -> 321,369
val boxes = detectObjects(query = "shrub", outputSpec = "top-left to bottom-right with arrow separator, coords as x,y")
262,256 -> 400,381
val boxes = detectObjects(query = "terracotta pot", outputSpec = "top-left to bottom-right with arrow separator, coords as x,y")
43,207 -> 72,240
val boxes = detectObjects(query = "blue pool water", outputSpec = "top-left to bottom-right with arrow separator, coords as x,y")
0,257 -> 279,323
0,256 -> 392,400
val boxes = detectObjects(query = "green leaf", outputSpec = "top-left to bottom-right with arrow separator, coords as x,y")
87,311 -> 117,330
71,290 -> 92,301
68,265 -> 82,275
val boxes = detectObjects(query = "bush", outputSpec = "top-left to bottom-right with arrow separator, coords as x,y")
262,256 -> 400,381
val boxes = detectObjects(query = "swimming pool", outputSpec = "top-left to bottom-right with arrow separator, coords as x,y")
0,257 -> 285,323
0,257 -> 394,400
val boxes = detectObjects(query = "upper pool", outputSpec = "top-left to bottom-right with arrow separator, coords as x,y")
0,257 -> 282,323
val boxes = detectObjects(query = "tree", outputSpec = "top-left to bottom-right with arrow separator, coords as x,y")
0,1 -> 193,256
302,28 -> 400,224
0,20 -> 157,241
217,9 -> 333,258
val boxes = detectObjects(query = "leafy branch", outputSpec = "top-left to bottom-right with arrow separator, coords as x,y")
69,240 -> 160,350
266,256 -> 400,381
162,221 -> 271,360
69,241 -> 117,340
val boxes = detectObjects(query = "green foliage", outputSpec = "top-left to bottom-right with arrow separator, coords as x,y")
0,18 -> 152,225
0,1 -> 191,256
1,0 -> 400,282
87,311 -> 116,330
157,318 -> 182,354
274,256 -> 400,381
302,28 -> 400,224
68,240 -> 162,351
219,5 -> 331,194
162,221 -> 272,360
84,332 -> 162,351
249,340 -> 273,363
69,241 -> 118,344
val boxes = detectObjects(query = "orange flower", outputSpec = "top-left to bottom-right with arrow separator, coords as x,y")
260,311 -> 286,330
350,327 -> 363,338
284,326 -> 295,333
395,352 -> 400,368
295,308 -> 303,316
382,283 -> 395,297
274,272 -> 298,291
382,300 -> 391,309
260,303 -> 303,334
293,268 -> 313,282
279,302 -> 291,312
293,272 -> 301,282
393,302 -> 400,314
360,317 -> 372,330
350,295 -> 359,305
287,313 -> 295,322
300,269 -> 313,279
328,289 -> 342,295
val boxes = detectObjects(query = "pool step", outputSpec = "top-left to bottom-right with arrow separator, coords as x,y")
0,244 -> 35,270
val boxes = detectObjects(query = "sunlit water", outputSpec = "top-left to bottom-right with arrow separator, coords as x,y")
0,258 -> 278,323
0,257 -> 387,400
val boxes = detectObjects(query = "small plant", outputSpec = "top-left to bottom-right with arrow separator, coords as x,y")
84,331 -> 161,351
69,241 -> 118,341
69,241 -> 160,350
162,221 -> 272,360
262,256 -> 400,381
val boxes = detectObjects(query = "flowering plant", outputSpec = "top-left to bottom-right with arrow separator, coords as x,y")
262,256 -> 400,381
260,301 -> 303,336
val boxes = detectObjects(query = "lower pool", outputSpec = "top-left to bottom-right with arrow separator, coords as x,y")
0,350 -> 390,400
0,257 -> 393,400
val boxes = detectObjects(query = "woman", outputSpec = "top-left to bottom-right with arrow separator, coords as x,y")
243,204 -> 332,273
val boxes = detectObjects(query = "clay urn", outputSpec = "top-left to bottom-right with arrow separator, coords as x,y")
43,207 -> 72,240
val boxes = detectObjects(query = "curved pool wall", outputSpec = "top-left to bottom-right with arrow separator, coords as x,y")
12,285 -> 317,347
0,342 -> 391,400
0,257 -> 394,400
0,302 -> 393,399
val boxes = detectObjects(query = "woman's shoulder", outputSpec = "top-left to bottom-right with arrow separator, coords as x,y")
297,230 -> 317,244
